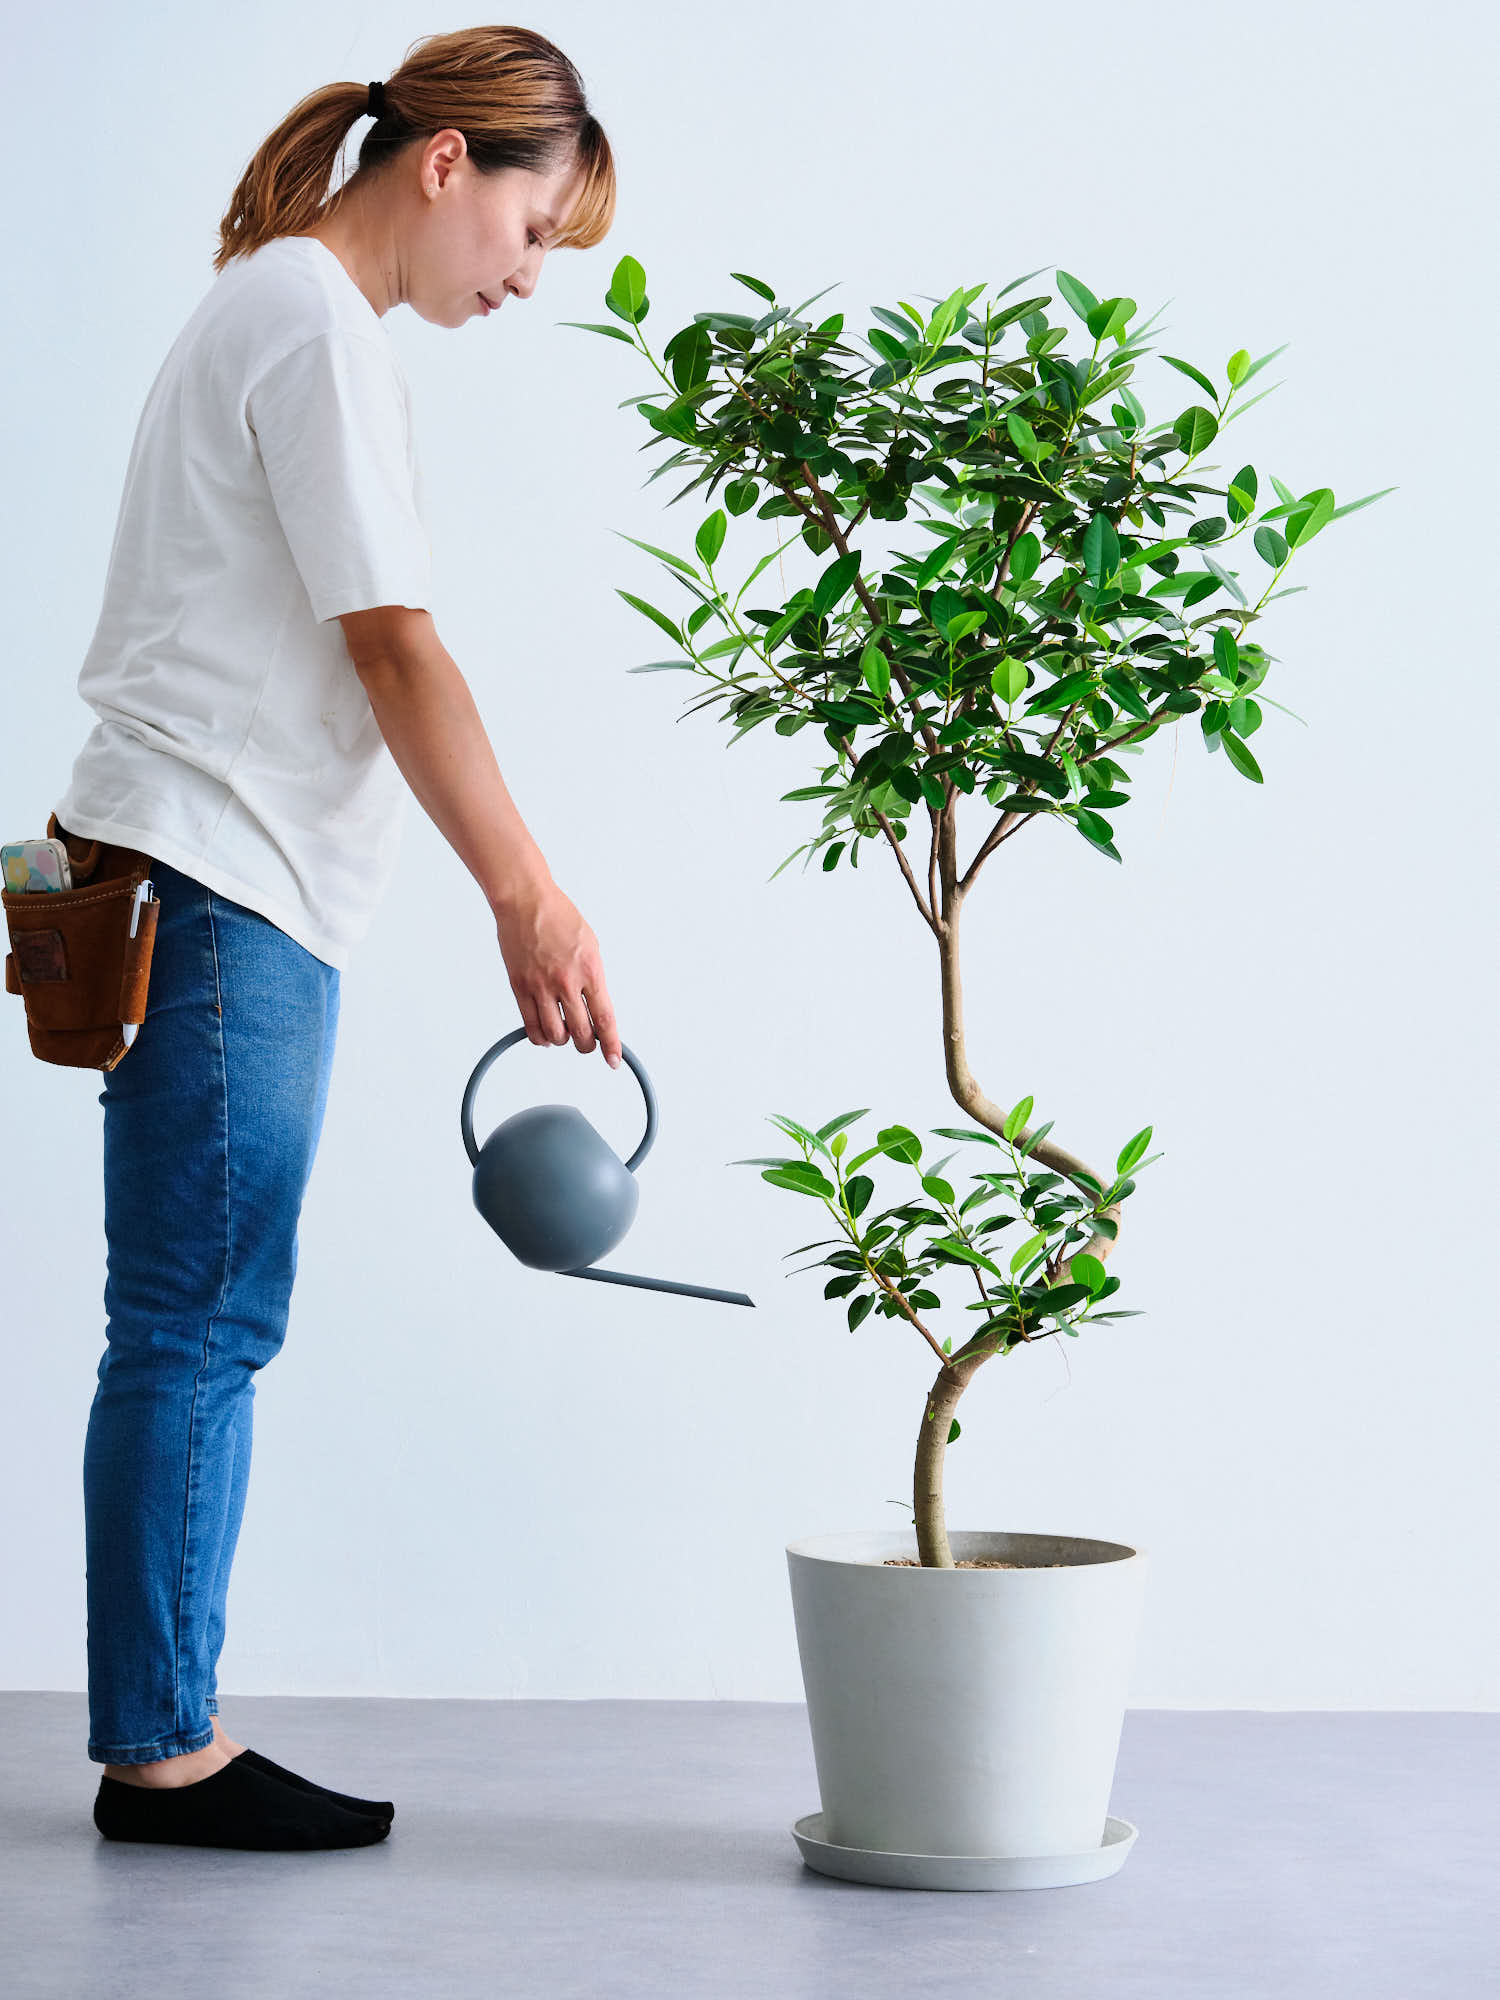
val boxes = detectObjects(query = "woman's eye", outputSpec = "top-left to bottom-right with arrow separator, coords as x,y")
528,231 -> 542,249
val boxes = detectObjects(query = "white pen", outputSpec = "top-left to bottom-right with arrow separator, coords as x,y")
121,878 -> 156,1048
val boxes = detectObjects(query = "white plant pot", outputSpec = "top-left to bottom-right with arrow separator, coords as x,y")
786,1529 -> 1147,1890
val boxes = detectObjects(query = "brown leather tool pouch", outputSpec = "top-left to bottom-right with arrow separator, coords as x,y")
3,813 -> 160,1071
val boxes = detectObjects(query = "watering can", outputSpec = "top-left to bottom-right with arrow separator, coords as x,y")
460,1027 -> 755,1308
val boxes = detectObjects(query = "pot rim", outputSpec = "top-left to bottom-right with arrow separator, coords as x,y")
786,1528 -> 1147,1569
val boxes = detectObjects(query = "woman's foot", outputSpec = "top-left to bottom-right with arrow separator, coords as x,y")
102,1742 -> 229,1789
101,1716 -> 245,1788
211,1715 -> 247,1758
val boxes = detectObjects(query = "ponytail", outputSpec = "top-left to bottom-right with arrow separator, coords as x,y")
214,25 -> 615,272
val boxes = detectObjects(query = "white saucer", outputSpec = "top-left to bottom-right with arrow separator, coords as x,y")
791,1811 -> 1138,1891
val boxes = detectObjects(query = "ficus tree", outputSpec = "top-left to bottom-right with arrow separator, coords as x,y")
566,259 -> 1388,1568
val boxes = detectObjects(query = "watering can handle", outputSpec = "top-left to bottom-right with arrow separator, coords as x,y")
460,1027 -> 658,1172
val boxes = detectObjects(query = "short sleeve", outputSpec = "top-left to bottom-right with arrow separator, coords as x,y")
246,328 -> 432,623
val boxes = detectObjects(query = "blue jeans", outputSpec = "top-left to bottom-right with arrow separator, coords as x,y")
83,857 -> 340,1764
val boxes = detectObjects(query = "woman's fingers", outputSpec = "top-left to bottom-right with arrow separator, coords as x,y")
495,885 -> 622,1063
554,981 -> 623,1067
581,980 -> 623,1068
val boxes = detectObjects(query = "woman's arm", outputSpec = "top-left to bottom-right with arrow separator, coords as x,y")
338,604 -> 622,1063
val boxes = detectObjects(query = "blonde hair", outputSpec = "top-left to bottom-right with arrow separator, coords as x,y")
214,25 -> 615,272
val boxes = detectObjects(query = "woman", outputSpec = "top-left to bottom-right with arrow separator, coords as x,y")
52,26 -> 620,1850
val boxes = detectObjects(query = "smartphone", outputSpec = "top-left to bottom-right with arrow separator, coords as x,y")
2,837 -> 74,893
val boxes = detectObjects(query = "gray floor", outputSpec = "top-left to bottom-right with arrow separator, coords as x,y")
0,1695 -> 1493,1999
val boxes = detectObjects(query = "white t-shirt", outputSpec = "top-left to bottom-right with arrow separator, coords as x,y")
53,233 -> 432,970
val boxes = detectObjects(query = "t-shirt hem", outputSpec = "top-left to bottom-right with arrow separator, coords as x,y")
48,806 -> 349,972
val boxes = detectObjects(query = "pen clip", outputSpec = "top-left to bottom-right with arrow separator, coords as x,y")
128,878 -> 155,940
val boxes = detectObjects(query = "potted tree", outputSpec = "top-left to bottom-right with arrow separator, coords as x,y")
567,260 -> 1383,1889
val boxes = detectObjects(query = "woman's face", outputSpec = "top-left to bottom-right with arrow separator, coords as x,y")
405,133 -> 588,327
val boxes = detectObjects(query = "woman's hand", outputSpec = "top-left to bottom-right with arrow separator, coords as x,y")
493,878 -> 622,1066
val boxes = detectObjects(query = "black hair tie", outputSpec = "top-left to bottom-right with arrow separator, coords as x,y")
367,79 -> 387,120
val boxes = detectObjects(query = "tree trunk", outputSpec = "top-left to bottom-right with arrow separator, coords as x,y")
907,808 -> 1121,1564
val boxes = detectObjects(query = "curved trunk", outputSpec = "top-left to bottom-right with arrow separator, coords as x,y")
910,807 -> 1124,1566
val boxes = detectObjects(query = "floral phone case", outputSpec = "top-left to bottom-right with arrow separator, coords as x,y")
2,837 -> 75,893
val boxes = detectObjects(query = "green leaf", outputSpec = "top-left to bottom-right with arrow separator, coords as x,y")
812,549 -> 863,617
694,510 -> 727,567
948,1418 -> 961,1443
872,305 -> 920,340
1173,405 -> 1219,455
612,530 -> 698,577
1002,1095 -> 1034,1143
664,322 -> 713,392
1086,295 -> 1135,342
1071,1252 -> 1108,1295
1327,485 -> 1398,523
1212,626 -> 1240,681
616,589 -> 684,647
559,319 -> 637,346
1116,1125 -> 1153,1174
1162,354 -> 1220,402
1220,728 -> 1264,783
1082,511 -> 1120,585
1229,696 -> 1262,736
1227,463 -> 1259,522
860,641 -> 891,701
1018,1119 -> 1055,1159
697,633 -> 748,661
843,1174 -> 874,1217
916,532 -> 965,587
929,1125 -> 1005,1149
848,1292 -> 876,1331
946,609 -> 988,642
730,271 -> 776,301
1073,809 -> 1122,861
1008,532 -> 1041,581
930,1236 -> 1005,1281
1026,668 -> 1096,714
610,255 -> 647,320
1009,1230 -> 1048,1274
1101,667 -> 1151,720
724,476 -> 759,516
761,1164 -> 837,1199
1253,524 -> 1290,568
1054,269 -> 1100,319
1284,487 -> 1336,547
929,584 -> 969,636
920,1174 -> 955,1205
816,1108 -> 870,1142
877,1123 -> 923,1165
992,656 -> 1029,705
1005,410 -> 1041,461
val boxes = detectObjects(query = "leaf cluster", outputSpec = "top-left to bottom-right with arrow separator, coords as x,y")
730,1103 -> 1159,1355
566,259 -> 1391,878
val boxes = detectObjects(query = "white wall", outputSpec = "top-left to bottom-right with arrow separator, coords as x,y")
2,0 -> 1493,1710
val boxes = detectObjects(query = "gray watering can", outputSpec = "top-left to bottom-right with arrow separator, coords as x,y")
460,1027 -> 755,1308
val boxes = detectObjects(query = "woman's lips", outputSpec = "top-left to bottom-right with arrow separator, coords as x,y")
478,291 -> 497,314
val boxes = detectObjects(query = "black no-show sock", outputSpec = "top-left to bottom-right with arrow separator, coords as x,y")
93,1753 -> 390,1851
237,1746 -> 393,1821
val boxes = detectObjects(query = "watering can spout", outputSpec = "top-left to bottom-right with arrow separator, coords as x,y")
563,1264 -> 756,1308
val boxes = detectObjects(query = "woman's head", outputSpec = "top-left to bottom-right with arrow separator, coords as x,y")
213,26 -> 615,322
